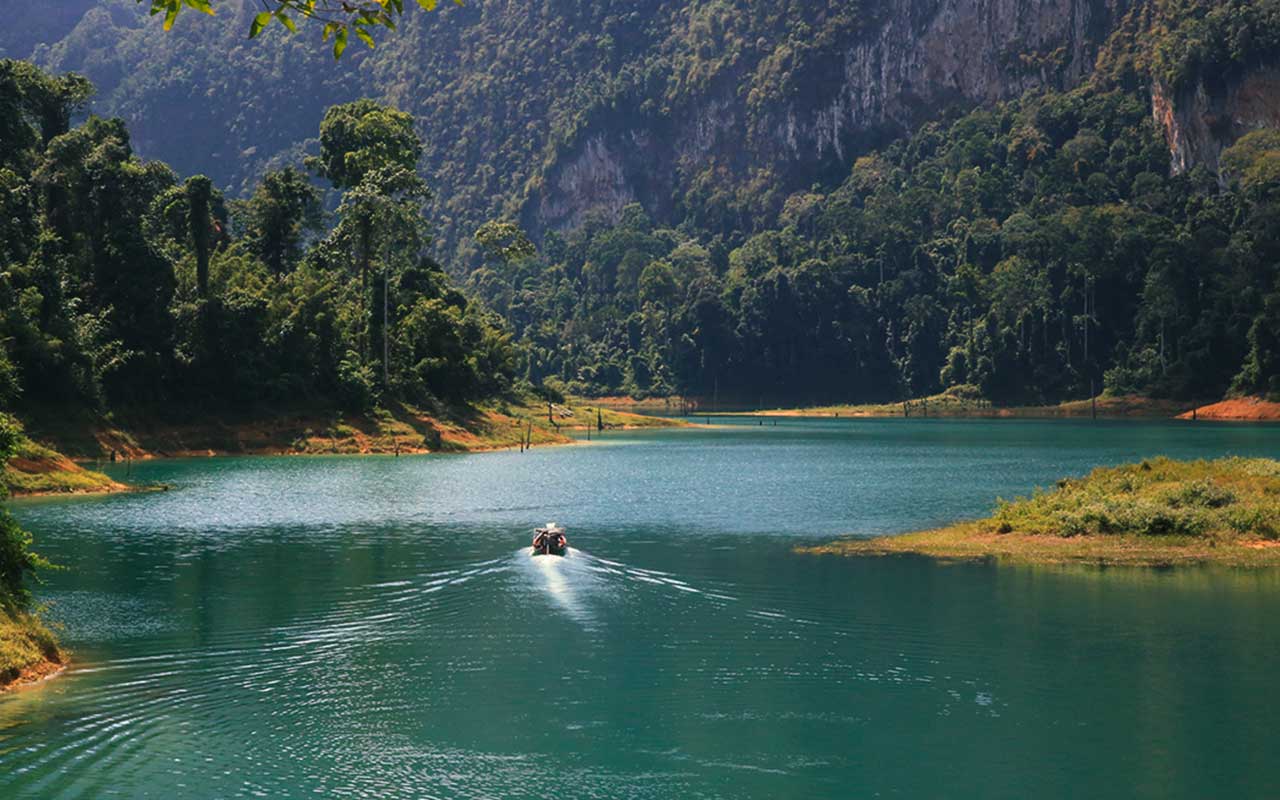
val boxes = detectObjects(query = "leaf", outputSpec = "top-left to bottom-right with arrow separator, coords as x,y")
276,11 -> 298,33
355,27 -> 376,49
333,27 -> 348,59
163,4 -> 179,30
249,11 -> 272,38
183,0 -> 214,14
417,0 -> 437,9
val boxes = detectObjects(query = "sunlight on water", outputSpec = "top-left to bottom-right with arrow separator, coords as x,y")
523,548 -> 589,622
5,419 -> 1280,799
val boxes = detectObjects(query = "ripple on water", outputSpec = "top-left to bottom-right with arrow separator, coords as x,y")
10,421 -> 1280,798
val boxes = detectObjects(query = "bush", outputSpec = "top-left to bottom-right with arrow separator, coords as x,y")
335,352 -> 379,412
536,378 -> 567,404
986,457 -> 1280,541
0,414 -> 45,612
1162,480 -> 1236,509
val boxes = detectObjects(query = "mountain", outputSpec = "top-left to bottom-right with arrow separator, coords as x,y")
21,0 -> 1273,262
5,0 -> 1280,409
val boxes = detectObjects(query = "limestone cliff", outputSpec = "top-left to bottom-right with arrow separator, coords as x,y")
18,0 -> 1280,256
1153,67 -> 1280,177
528,0 -> 1137,235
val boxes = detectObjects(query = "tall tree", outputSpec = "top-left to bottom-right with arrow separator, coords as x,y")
235,167 -> 323,275
185,175 -> 214,299
309,99 -> 422,190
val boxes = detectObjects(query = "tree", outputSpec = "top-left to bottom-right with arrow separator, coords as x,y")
235,167 -> 323,275
309,100 -> 422,190
323,166 -> 429,380
311,99 -> 429,383
1233,292 -> 1280,399
185,176 -> 215,298
475,221 -> 536,267
0,60 -> 523,421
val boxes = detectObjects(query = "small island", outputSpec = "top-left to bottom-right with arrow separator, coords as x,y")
804,457 -> 1280,568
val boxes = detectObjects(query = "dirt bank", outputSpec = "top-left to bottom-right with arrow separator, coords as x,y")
1178,397 -> 1280,421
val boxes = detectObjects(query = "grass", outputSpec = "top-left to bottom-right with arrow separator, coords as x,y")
14,396 -> 686,463
0,604 -> 63,690
3,434 -> 126,497
803,457 -> 1280,568
268,398 -> 683,455
742,385 -> 1196,419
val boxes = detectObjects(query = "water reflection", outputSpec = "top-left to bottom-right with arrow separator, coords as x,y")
4,420 -> 1280,798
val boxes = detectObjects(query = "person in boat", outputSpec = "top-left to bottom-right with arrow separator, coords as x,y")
532,524 -> 567,555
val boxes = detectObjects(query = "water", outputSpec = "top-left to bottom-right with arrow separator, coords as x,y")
3,418 -> 1280,798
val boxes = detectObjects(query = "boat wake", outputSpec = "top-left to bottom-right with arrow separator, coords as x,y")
515,547 -> 602,624
511,545 -> 738,632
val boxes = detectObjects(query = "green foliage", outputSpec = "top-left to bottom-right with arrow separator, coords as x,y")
475,221 -> 536,266
308,99 -> 423,189
1231,292 -> 1280,400
232,166 -> 324,275
7,3 -> 1280,410
472,76 -> 1277,405
0,415 -> 45,613
1149,0 -> 1280,91
989,457 -> 1280,541
0,61 -> 518,421
139,0 -> 460,57
1221,129 -> 1280,199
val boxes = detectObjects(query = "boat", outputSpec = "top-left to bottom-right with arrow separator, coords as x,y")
532,523 -> 568,556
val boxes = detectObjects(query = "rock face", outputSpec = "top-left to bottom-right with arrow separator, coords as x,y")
771,0 -> 1132,162
529,0 -> 1135,234
1153,67 -> 1280,177
536,135 -> 637,233
20,0 -> 1279,253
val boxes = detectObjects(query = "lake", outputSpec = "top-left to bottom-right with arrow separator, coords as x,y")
3,418 -> 1280,798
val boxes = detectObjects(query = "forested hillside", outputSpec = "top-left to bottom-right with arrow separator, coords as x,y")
0,61 -> 517,418
2,0 -> 1279,408
21,0 -> 1137,262
465,0 -> 1280,404
475,85 -> 1280,404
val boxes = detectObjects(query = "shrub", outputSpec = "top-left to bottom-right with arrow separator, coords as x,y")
1162,480 -> 1236,509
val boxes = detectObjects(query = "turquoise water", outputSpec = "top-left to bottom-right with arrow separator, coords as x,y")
3,418 -> 1280,798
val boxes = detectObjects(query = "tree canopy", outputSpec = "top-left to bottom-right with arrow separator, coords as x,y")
0,61 -> 518,417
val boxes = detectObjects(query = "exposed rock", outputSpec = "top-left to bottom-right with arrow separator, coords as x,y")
530,0 -> 1136,235
537,134 -> 638,231
1153,67 -> 1280,177
773,0 -> 1133,162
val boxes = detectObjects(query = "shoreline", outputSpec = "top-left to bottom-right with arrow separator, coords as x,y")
802,457 -> 1280,568
801,523 -> 1280,568
732,393 -> 1199,420
1,658 -> 66,693
6,402 -> 689,497
693,393 -> 1280,422
0,609 -> 66,693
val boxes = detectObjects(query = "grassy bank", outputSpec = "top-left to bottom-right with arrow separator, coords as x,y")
3,431 -> 127,498
804,457 -> 1280,568
0,605 -> 63,692
18,398 -> 684,463
739,386 -> 1197,419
